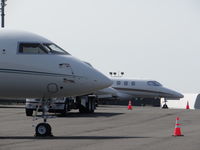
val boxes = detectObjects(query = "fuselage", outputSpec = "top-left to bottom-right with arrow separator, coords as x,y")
0,30 -> 112,98
97,78 -> 184,100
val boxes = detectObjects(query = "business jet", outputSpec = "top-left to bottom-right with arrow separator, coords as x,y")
0,29 -> 112,136
96,78 -> 184,100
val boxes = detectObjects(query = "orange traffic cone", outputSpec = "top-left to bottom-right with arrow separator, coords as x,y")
127,100 -> 132,110
173,117 -> 184,136
186,101 -> 190,109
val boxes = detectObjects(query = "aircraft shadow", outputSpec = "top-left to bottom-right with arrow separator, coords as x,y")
56,112 -> 124,118
0,136 -> 151,140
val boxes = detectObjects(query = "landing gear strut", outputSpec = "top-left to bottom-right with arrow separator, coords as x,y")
33,98 -> 53,137
162,98 -> 168,109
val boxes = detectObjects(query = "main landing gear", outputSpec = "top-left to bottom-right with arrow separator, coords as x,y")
33,98 -> 53,137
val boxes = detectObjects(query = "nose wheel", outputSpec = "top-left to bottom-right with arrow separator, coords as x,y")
35,123 -> 52,137
33,98 -> 54,137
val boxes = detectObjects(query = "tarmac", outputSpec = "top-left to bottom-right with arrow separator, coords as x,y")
0,105 -> 199,150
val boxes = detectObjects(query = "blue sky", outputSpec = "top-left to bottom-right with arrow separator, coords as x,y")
5,0 -> 200,93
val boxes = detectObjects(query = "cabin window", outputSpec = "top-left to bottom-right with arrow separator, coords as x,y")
116,81 -> 121,85
131,81 -> 135,86
43,43 -> 70,55
19,43 -> 48,54
124,81 -> 128,86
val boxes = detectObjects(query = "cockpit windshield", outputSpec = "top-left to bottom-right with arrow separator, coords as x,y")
83,61 -> 93,68
18,42 -> 70,55
43,43 -> 70,55
147,81 -> 162,86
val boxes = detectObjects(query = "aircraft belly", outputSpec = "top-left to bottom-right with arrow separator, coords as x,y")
121,90 -> 159,98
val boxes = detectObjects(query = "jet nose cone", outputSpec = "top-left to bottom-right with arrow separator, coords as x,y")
162,87 -> 184,99
92,70 -> 113,90
70,59 -> 113,95
169,90 -> 184,99
175,92 -> 184,99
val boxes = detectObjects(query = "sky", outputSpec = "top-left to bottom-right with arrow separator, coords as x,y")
3,0 -> 200,93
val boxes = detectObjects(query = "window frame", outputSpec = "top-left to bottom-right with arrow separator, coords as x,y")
131,81 -> 135,86
116,81 -> 121,85
124,81 -> 128,86
18,42 -> 49,55
17,42 -> 70,55
43,43 -> 70,55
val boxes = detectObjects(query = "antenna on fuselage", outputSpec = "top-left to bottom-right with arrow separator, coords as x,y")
0,0 -> 7,28
109,71 -> 124,77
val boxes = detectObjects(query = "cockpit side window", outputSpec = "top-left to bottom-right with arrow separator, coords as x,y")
19,43 -> 48,54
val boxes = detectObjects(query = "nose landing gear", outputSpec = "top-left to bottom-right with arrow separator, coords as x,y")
33,98 -> 53,137
162,98 -> 168,109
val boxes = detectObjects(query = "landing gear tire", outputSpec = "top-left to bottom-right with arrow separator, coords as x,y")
79,105 -> 87,113
162,103 -> 168,109
61,103 -> 68,116
88,99 -> 95,113
35,123 -> 52,137
162,98 -> 168,109
79,99 -> 95,113
26,109 -> 33,116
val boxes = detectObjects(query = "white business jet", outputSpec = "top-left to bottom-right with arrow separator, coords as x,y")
96,78 -> 184,100
0,29 -> 112,136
